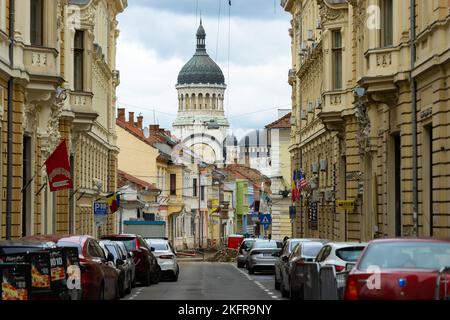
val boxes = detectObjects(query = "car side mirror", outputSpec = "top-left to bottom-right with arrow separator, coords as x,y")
150,247 -> 155,252
107,252 -> 115,262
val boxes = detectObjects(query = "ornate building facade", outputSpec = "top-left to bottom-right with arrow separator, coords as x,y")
0,0 -> 127,239
283,0 -> 450,240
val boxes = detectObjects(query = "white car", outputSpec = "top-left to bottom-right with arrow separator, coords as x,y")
145,239 -> 179,281
315,242 -> 367,272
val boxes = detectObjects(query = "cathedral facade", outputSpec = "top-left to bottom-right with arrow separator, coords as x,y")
173,21 -> 230,165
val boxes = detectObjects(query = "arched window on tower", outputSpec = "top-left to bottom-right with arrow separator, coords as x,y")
205,93 -> 210,109
198,93 -> 203,110
191,93 -> 196,110
185,94 -> 190,110
212,94 -> 216,109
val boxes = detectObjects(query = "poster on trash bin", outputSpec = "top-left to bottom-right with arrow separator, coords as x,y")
49,249 -> 67,290
0,263 -> 30,301
29,252 -> 51,290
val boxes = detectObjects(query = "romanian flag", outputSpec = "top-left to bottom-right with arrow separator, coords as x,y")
291,170 -> 298,202
106,192 -> 120,214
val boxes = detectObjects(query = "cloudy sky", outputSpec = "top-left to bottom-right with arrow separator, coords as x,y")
116,0 -> 292,136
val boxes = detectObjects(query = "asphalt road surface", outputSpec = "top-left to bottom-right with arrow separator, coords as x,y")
125,262 -> 286,300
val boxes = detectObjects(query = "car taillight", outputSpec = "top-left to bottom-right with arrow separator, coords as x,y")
344,277 -> 359,300
159,255 -> 174,259
334,265 -> 345,272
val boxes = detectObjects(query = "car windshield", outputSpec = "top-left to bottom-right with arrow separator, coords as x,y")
252,241 -> 282,249
242,240 -> 256,251
336,246 -> 365,262
104,237 -> 136,252
302,242 -> 324,257
105,244 -> 119,260
147,242 -> 168,251
359,241 -> 450,271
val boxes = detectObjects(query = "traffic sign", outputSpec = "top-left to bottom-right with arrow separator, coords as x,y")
260,214 -> 272,226
94,202 -> 108,215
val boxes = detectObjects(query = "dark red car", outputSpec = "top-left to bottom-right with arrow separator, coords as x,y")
24,235 -> 120,300
344,238 -> 450,300
101,234 -> 161,286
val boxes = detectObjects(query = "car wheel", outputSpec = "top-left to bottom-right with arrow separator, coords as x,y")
280,278 -> 289,298
119,276 -> 125,298
171,270 -> 179,282
126,275 -> 132,295
142,269 -> 152,287
237,261 -> 243,268
274,273 -> 281,290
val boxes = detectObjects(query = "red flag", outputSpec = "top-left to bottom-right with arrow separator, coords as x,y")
45,140 -> 73,192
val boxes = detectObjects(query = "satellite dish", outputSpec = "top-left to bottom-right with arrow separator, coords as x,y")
143,127 -> 150,138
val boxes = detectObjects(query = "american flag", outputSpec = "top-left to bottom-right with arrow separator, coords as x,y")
296,171 -> 308,191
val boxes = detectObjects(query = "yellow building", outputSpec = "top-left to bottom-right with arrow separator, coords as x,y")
282,0 -> 450,240
0,0 -> 127,240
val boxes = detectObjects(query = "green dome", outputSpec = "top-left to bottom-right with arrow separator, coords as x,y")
177,21 -> 225,86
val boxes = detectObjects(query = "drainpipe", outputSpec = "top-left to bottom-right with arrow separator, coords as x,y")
6,0 -> 15,240
410,0 -> 418,237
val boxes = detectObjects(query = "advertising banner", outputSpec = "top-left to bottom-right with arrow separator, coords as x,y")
0,263 -> 30,301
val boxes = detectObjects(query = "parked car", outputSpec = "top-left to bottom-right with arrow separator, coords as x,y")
145,239 -> 179,281
237,238 -> 260,268
23,235 -> 120,300
99,240 -> 133,297
280,240 -> 327,299
246,240 -> 282,275
116,241 -> 136,288
0,240 -> 73,300
316,242 -> 367,272
344,238 -> 450,300
274,238 -> 313,290
101,234 -> 161,286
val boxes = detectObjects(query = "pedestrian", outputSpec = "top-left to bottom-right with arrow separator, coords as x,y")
282,236 -> 289,245
268,234 -> 272,241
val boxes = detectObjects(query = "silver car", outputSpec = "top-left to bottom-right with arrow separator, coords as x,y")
237,238 -> 260,268
246,240 -> 283,274
145,239 -> 179,281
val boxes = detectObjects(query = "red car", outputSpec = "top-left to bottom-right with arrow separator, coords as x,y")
24,235 -> 120,300
344,238 -> 450,300
101,234 -> 161,286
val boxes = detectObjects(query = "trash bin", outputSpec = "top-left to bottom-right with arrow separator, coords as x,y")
227,235 -> 244,250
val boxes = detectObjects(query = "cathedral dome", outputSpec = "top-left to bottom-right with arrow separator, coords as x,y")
177,20 -> 225,86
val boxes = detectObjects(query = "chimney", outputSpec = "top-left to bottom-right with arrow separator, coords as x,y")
150,125 -> 159,133
137,114 -> 143,130
117,108 -> 125,121
128,112 -> 135,126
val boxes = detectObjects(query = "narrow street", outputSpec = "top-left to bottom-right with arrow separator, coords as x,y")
126,262 -> 285,300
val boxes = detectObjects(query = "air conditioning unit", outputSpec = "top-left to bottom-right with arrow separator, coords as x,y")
307,30 -> 314,41
307,102 -> 314,113
301,110 -> 307,120
316,20 -> 322,30
320,159 -> 327,171
311,162 -> 318,174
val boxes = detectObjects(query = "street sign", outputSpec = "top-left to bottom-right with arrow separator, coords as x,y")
94,202 -> 108,227
94,202 -> 108,215
260,214 -> 272,226
250,211 -> 259,222
336,200 -> 355,211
